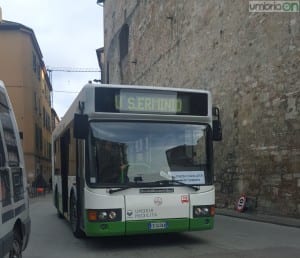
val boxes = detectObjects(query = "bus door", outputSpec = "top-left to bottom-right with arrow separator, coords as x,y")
60,130 -> 70,214
76,139 -> 85,227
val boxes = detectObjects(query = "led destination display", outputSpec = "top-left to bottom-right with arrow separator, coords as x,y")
115,91 -> 182,113
95,87 -> 208,116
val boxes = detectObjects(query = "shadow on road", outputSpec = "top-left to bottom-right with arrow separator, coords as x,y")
82,232 -> 207,251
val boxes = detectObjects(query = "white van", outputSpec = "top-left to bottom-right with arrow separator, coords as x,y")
0,81 -> 30,258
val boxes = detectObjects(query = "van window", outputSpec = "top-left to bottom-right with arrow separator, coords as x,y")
0,92 -> 19,166
0,169 -> 11,207
12,168 -> 24,202
0,129 -> 5,167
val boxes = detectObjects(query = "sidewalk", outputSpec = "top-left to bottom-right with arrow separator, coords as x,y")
216,208 -> 300,228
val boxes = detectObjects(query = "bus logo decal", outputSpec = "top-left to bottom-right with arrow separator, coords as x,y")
181,195 -> 189,204
154,197 -> 163,206
127,210 -> 133,217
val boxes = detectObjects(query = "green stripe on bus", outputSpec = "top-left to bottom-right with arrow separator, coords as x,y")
85,221 -> 125,237
189,217 -> 214,231
84,217 -> 214,236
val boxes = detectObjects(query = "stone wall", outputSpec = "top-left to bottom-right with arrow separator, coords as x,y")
102,0 -> 300,217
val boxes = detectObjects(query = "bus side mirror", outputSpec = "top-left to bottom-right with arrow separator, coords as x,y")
213,120 -> 222,141
212,107 -> 222,141
74,114 -> 88,139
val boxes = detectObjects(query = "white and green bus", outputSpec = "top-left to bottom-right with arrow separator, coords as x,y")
52,83 -> 222,237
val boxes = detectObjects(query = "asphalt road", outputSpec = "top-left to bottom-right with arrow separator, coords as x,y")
23,194 -> 300,258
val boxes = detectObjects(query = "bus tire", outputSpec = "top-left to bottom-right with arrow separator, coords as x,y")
55,187 -> 64,219
9,227 -> 23,258
70,193 -> 85,238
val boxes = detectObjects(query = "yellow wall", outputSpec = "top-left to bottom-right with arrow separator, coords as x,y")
0,28 -> 52,183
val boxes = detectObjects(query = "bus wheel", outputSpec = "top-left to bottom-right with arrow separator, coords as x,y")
9,228 -> 23,258
70,193 -> 84,238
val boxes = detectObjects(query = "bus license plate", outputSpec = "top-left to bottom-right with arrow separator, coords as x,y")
148,222 -> 167,230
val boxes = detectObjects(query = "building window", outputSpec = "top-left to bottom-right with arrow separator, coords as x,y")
32,52 -> 37,73
35,125 -> 39,150
34,92 -> 37,111
43,107 -> 46,127
37,64 -> 41,81
119,24 -> 129,61
35,125 -> 43,152
48,143 -> 51,159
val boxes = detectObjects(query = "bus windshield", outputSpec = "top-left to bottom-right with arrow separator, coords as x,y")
88,122 -> 211,187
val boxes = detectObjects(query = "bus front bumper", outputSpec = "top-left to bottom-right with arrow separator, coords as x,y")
84,217 -> 214,237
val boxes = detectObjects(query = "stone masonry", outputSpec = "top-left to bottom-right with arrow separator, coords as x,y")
101,0 -> 300,217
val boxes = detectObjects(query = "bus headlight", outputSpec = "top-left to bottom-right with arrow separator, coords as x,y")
193,206 -> 215,217
87,209 -> 121,222
108,211 -> 117,220
99,211 -> 108,220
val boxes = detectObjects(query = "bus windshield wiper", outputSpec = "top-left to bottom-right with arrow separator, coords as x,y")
150,179 -> 199,191
108,185 -> 133,194
108,181 -> 142,194
108,180 -> 199,193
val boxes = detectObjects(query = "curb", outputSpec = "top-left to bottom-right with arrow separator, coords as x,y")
216,208 -> 300,228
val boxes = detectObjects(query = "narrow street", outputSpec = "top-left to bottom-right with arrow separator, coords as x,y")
24,194 -> 300,258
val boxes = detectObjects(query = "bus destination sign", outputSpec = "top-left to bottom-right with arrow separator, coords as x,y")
95,87 -> 208,116
115,91 -> 181,113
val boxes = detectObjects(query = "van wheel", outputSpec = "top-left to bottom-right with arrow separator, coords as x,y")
9,229 -> 23,258
70,193 -> 85,238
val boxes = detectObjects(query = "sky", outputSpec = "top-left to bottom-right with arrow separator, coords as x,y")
0,0 -> 103,118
